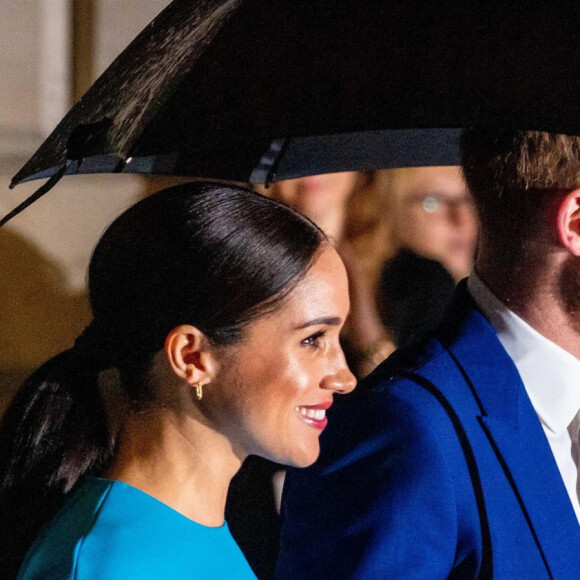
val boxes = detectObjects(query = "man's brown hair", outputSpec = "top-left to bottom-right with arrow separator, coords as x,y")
460,129 -> 580,245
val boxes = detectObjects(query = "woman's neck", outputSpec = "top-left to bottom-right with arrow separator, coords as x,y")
105,408 -> 242,527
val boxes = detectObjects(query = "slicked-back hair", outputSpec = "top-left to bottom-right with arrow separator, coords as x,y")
0,182 -> 327,577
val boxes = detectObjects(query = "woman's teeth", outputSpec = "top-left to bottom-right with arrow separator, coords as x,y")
296,406 -> 326,420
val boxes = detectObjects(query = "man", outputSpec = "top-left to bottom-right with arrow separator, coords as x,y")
276,129 -> 580,579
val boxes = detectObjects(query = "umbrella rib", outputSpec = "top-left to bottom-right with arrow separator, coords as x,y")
0,162 -> 71,228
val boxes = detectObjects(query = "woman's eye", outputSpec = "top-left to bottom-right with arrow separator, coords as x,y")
301,330 -> 326,348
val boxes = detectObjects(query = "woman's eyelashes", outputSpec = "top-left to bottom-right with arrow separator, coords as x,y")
301,330 -> 327,349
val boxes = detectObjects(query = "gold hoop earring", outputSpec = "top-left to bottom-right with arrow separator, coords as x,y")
194,382 -> 203,401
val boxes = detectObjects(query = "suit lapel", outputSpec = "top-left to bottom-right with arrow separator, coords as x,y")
437,284 -> 580,577
481,412 -> 580,577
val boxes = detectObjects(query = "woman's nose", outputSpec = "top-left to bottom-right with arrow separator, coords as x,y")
321,365 -> 357,394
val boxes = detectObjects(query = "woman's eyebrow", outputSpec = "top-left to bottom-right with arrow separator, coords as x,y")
296,316 -> 342,330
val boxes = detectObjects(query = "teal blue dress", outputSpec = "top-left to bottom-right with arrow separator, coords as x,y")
18,478 -> 257,579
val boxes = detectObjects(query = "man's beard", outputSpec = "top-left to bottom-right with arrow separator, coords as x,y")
557,254 -> 580,335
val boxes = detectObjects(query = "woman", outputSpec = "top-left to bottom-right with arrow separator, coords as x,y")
0,183 -> 356,579
227,172 -> 367,579
376,166 -> 477,282
342,166 -> 478,373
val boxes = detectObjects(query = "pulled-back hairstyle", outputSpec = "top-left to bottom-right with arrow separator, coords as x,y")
0,182 -> 326,576
460,129 -> 580,251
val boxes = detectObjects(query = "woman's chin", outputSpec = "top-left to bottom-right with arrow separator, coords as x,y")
282,445 -> 321,469
262,442 -> 320,469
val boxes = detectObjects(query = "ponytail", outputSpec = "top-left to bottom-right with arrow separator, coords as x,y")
0,335 -> 113,577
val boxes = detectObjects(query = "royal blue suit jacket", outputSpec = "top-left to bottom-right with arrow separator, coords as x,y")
277,284 -> 580,579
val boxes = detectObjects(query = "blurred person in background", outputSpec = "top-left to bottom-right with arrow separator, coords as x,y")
343,166 -> 478,375
379,165 -> 477,282
266,171 -> 361,243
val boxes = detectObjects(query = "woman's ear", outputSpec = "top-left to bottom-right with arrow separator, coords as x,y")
164,325 -> 217,387
557,189 -> 580,256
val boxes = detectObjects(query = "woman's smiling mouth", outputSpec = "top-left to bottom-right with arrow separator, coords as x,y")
296,402 -> 332,430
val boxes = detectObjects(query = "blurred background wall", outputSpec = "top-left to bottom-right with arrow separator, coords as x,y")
0,0 -> 172,411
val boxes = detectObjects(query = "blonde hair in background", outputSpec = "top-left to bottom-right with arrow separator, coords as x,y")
346,166 -> 477,284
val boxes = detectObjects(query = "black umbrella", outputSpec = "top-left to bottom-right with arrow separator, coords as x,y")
4,0 -> 580,225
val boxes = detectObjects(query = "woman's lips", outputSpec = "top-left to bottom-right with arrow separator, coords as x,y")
295,402 -> 332,430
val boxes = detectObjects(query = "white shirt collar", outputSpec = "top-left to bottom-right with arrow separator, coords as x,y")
467,271 -> 580,434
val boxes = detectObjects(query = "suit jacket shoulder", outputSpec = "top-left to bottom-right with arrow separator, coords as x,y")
279,336 -> 486,578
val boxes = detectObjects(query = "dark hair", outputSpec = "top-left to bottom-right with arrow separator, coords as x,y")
0,182 -> 326,575
460,128 -> 580,251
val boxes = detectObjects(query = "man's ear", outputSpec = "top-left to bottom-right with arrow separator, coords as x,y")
164,325 -> 217,387
557,189 -> 580,256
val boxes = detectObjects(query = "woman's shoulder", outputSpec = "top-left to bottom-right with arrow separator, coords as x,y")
18,478 -> 115,579
19,478 -> 256,579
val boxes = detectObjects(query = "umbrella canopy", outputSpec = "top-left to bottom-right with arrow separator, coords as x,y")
7,1 -> 580,209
